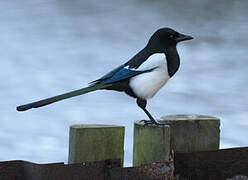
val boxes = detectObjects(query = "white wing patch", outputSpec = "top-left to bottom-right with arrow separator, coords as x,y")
129,53 -> 170,99
124,65 -> 130,69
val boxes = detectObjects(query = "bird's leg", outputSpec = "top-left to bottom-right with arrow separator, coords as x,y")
136,98 -> 160,125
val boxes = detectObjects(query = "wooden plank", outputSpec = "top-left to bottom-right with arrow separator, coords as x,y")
0,160 -> 117,180
0,159 -> 174,180
174,147 -> 248,180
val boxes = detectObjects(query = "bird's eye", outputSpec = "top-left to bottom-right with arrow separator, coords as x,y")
170,32 -> 179,39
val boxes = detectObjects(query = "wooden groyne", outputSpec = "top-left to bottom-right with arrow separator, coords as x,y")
1,114 -> 248,180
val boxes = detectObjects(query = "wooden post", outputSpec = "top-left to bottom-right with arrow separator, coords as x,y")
160,114 -> 220,153
133,121 -> 170,166
68,124 -> 125,165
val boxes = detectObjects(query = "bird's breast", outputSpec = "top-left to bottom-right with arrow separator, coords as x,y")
129,53 -> 170,99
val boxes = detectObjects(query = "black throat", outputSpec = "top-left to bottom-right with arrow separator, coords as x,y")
165,46 -> 180,77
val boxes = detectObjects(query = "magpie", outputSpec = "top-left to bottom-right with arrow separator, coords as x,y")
16,27 -> 193,125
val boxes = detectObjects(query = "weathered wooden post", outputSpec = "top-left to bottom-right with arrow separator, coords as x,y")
133,114 -> 220,166
133,121 -> 170,166
161,114 -> 220,153
68,124 -> 125,165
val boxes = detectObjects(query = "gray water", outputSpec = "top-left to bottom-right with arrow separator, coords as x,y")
1,0 -> 247,166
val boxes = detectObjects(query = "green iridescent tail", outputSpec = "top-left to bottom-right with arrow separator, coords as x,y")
16,83 -> 112,112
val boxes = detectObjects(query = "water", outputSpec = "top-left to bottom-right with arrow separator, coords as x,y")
1,0 -> 247,166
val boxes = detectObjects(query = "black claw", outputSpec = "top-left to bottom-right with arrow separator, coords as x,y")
140,120 -> 154,126
140,119 -> 163,126
150,119 -> 160,125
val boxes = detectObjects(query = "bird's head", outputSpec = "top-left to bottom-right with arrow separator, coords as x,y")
147,27 -> 193,53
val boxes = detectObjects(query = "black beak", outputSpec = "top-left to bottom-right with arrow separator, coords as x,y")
176,33 -> 193,42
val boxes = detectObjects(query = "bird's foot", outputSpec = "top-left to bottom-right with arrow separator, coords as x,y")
140,119 -> 166,126
140,120 -> 155,126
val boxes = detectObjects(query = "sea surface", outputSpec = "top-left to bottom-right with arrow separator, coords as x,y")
1,0 -> 247,166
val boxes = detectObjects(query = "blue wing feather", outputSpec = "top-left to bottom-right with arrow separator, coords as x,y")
89,64 -> 158,85
100,66 -> 157,84
88,65 -> 125,84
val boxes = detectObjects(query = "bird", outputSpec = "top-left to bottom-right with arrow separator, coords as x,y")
16,27 -> 193,125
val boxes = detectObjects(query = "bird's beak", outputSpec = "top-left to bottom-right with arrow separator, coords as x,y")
176,33 -> 193,42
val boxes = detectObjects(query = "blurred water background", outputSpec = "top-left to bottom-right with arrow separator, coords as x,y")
1,0 -> 247,166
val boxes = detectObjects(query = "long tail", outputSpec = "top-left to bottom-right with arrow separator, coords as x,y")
16,83 -> 112,112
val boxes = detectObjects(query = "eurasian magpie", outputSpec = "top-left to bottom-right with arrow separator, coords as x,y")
17,27 -> 193,125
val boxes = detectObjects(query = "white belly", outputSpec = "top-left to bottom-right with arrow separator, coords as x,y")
129,53 -> 170,99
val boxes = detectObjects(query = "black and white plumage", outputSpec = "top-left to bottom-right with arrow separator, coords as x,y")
129,53 -> 169,100
17,27 -> 193,125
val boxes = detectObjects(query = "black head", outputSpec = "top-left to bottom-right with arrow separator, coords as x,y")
147,27 -> 193,53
